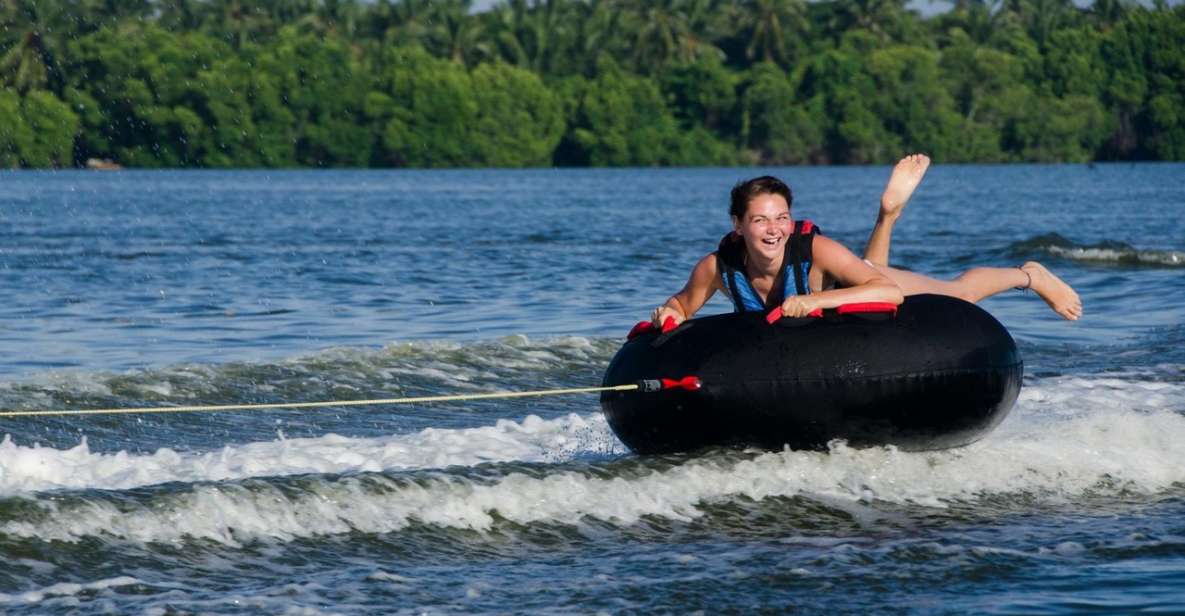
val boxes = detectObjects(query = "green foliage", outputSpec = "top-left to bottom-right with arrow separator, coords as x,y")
558,59 -> 735,166
560,62 -> 685,166
18,89 -> 78,167
259,27 -> 371,167
371,47 -> 563,167
469,62 -> 565,166
660,54 -> 738,132
739,62 -> 823,164
0,0 -> 1177,167
0,88 -> 77,167
0,89 -> 30,167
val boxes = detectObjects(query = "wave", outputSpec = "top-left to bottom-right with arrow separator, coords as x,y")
0,413 -> 622,494
0,576 -> 143,605
1,375 -> 1182,546
1011,233 -> 1185,267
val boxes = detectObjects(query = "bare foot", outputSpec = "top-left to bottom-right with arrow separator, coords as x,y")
1021,262 -> 1083,320
880,153 -> 931,219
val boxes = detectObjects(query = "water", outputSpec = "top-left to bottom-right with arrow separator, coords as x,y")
0,164 -> 1182,613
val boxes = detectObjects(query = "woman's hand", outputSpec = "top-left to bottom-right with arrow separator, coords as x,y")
651,304 -> 685,327
780,294 -> 821,319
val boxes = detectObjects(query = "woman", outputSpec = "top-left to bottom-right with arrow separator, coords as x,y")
650,174 -> 902,326
650,155 -> 1081,326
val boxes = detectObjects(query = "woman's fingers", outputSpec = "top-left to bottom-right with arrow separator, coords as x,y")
652,306 -> 684,326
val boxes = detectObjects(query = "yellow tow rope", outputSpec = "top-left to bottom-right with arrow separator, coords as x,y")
0,384 -> 641,418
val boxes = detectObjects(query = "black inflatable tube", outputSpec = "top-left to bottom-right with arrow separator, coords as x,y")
600,294 -> 1022,454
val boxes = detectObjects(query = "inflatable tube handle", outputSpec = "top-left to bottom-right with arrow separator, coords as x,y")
837,302 -> 899,316
766,302 -> 897,324
627,321 -> 653,340
626,316 -> 680,340
764,307 -> 823,324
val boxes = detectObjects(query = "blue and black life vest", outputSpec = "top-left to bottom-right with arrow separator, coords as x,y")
715,219 -> 819,312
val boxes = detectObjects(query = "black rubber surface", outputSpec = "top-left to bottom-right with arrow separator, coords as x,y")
601,294 -> 1023,454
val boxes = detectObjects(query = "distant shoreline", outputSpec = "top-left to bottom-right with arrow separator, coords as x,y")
1,1 -> 1180,170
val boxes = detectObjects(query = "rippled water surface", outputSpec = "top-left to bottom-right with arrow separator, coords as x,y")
0,165 -> 1183,613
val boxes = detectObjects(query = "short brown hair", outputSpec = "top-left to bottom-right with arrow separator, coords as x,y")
730,176 -> 793,218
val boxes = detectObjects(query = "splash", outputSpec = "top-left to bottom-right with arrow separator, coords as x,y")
1,374 -> 1182,546
1012,233 -> 1184,267
0,413 -> 622,494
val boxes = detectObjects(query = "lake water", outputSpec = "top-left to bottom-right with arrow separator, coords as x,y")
0,165 -> 1183,612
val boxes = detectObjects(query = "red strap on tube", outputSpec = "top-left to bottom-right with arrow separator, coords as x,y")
627,316 -> 681,340
626,321 -> 653,340
767,303 -> 897,324
836,302 -> 898,315
661,377 -> 702,391
765,307 -> 823,324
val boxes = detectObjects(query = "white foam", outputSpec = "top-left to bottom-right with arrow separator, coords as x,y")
0,576 -> 141,604
0,413 -> 623,494
1046,245 -> 1185,267
3,374 -> 1183,545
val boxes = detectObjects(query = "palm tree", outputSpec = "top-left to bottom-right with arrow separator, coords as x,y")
556,0 -> 624,76
0,30 -> 50,92
734,0 -> 808,66
1001,0 -> 1078,49
0,0 -> 64,93
427,0 -> 489,65
938,0 -> 1005,46
835,0 -> 908,40
158,0 -> 203,31
384,0 -> 436,50
627,0 -> 695,70
1087,0 -> 1132,30
490,0 -> 566,74
205,0 -> 275,48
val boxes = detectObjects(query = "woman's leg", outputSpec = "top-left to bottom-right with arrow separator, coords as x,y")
864,154 -> 1082,320
872,259 -> 1083,321
865,154 -> 930,267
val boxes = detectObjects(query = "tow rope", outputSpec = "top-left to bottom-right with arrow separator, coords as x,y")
0,377 -> 702,418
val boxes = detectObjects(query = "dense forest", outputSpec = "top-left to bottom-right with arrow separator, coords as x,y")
0,0 -> 1181,168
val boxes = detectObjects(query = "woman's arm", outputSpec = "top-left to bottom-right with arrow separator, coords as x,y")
652,253 -> 721,326
781,236 -> 903,318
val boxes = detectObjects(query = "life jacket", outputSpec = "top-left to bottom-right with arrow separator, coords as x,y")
715,220 -> 819,312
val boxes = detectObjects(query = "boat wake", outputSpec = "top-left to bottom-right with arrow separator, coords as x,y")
1012,233 -> 1184,267
0,413 -> 622,494
0,373 -> 1182,546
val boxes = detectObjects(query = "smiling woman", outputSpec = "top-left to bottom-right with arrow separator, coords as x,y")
651,155 -> 1084,326
650,174 -> 903,326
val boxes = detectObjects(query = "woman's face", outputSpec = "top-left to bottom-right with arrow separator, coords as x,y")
733,193 -> 792,262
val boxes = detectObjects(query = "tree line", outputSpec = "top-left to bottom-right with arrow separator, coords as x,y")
0,0 -> 1181,168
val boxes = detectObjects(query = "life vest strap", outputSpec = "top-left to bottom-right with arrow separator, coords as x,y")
717,220 -> 819,313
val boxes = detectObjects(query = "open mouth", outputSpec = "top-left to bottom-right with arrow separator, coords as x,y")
761,237 -> 782,247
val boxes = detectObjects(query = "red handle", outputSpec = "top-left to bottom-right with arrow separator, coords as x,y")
627,321 -> 654,340
765,306 -> 823,324
661,376 -> 702,391
626,316 -> 681,340
766,302 -> 896,324
836,302 -> 898,315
